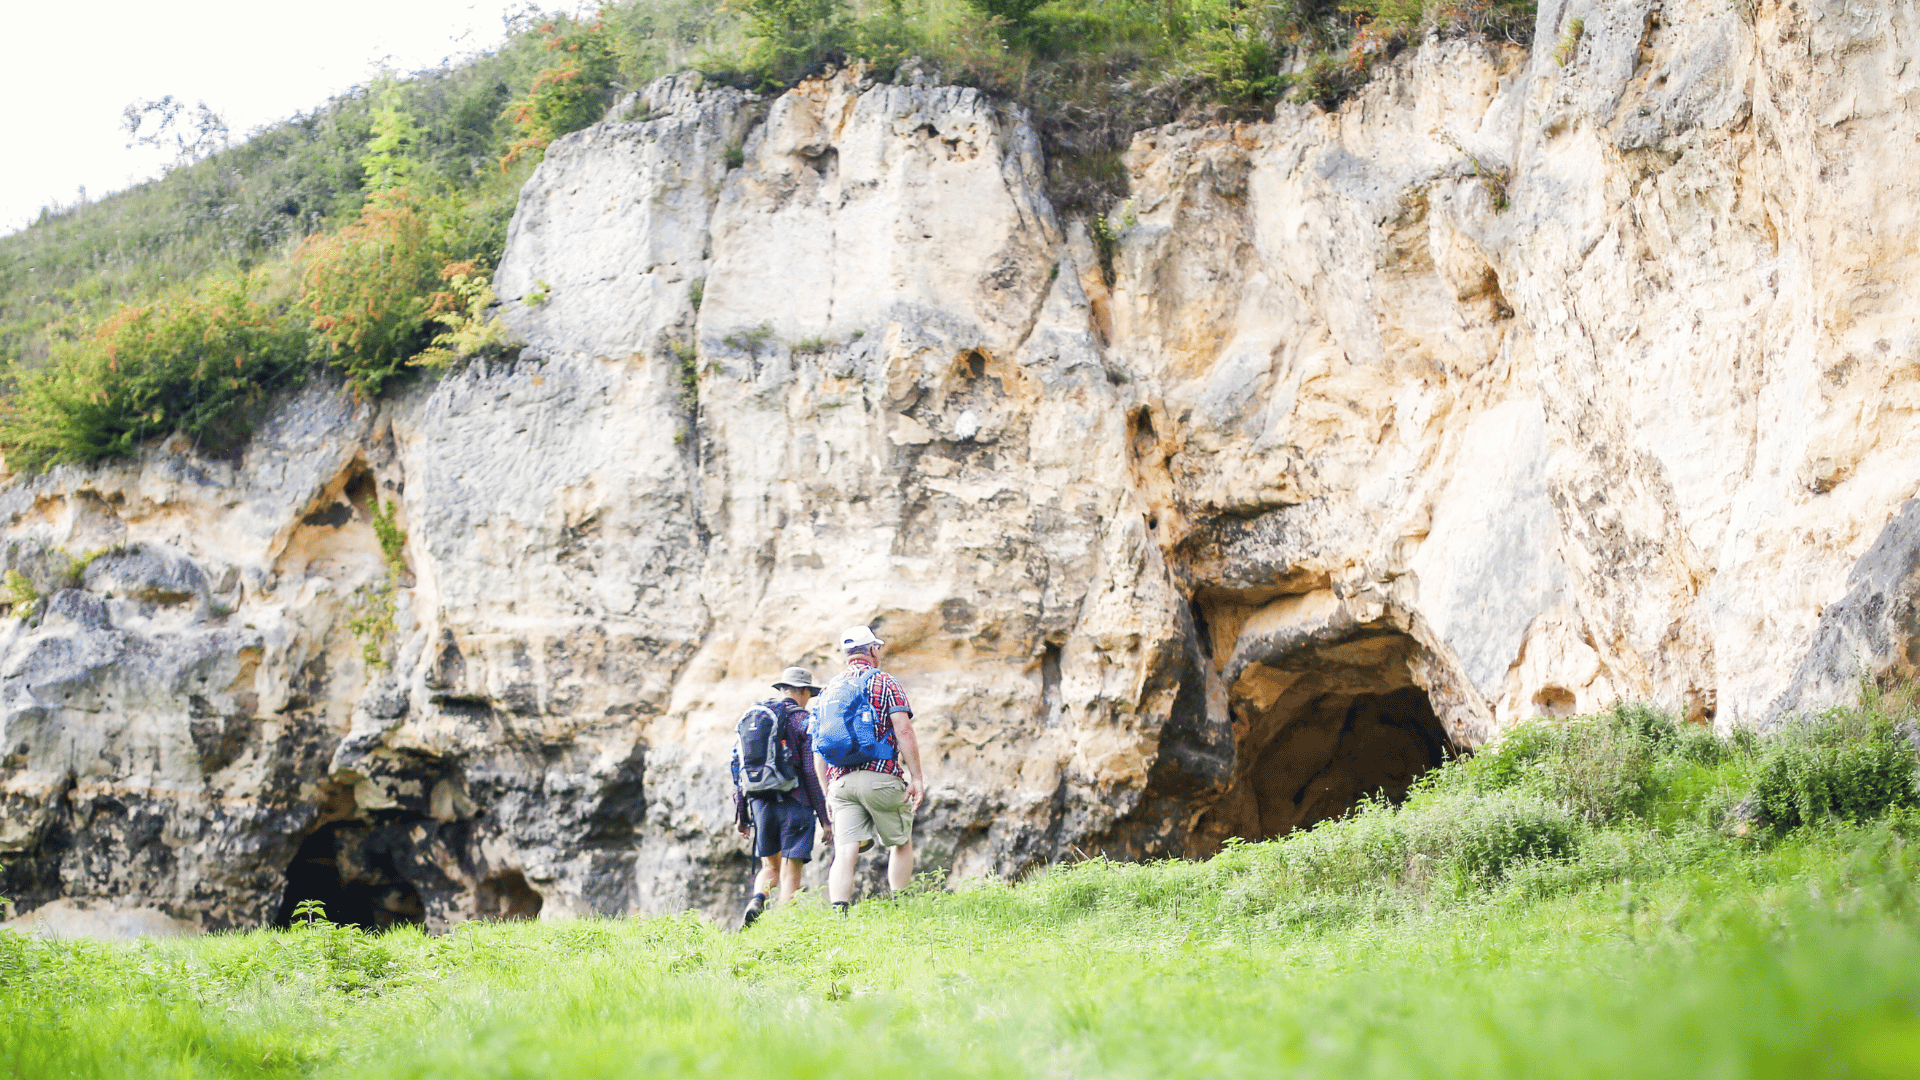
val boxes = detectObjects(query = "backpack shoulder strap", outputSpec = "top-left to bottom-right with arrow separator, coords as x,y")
749,702 -> 780,741
766,700 -> 798,741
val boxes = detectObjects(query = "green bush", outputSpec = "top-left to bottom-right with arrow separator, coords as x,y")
1432,789 -> 1583,880
361,79 -> 424,195
296,191 -> 462,396
410,264 -> 519,370
1448,702 -> 1731,826
279,900 -> 401,993
0,4 -> 585,371
0,276 -> 311,469
502,9 -> 624,168
1192,695 -> 1916,922
703,0 -> 851,89
1749,711 -> 1920,832
1249,781 -> 1583,904
964,0 -> 1051,47
1190,24 -> 1285,104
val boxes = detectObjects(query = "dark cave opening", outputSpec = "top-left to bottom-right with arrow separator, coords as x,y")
476,870 -> 544,921
273,822 -> 425,930
1192,627 -> 1456,848
1040,641 -> 1064,728
1239,684 -> 1449,838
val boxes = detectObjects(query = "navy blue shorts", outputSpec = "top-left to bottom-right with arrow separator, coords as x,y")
750,796 -> 817,861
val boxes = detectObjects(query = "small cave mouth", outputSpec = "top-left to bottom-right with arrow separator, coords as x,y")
477,870 -> 544,921
1534,685 -> 1577,718
1039,641 -> 1064,728
273,822 -> 425,931
805,145 -> 839,181
1195,628 -> 1455,848
1128,406 -> 1158,460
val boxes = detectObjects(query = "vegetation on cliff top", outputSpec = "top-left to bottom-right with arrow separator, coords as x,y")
3,695 -> 1916,1078
0,0 -> 1538,470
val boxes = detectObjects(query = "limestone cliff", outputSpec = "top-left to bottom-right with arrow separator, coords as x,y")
5,0 -> 1920,934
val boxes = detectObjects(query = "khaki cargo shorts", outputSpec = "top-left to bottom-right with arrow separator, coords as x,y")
828,770 -> 914,849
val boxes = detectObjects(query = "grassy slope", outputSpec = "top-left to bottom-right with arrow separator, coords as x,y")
4,705 -> 1918,1079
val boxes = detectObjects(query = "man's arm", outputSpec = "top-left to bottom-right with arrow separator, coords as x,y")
795,719 -> 832,839
892,711 -> 925,809
813,752 -> 834,815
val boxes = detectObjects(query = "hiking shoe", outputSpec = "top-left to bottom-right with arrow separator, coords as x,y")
741,894 -> 766,929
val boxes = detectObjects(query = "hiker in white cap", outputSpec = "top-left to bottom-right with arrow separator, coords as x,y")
807,626 -> 925,912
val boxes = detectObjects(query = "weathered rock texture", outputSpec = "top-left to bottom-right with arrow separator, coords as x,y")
5,0 -> 1920,932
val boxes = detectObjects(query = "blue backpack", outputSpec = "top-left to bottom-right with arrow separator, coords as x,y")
809,670 -> 896,767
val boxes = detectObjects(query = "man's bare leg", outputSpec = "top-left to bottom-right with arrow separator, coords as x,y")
887,840 -> 914,893
742,854 -> 783,927
753,855 -> 782,899
828,841 -> 860,904
778,856 -> 804,904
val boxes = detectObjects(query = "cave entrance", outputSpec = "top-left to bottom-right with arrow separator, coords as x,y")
476,870 -> 544,921
273,822 -> 425,931
1194,625 -> 1455,847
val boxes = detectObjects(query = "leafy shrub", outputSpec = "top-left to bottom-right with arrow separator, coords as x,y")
1429,0 -> 1537,43
1428,790 -> 1582,881
1449,703 -> 1726,825
965,0 -> 1051,47
361,78 -> 424,195
410,263 -> 519,370
0,277 -> 312,469
1180,700 -> 1906,925
2,569 -> 39,620
1749,712 -> 1919,833
349,499 -> 408,669
278,899 -> 401,993
502,10 -> 623,168
710,0 -> 851,89
1191,24 -> 1285,104
296,192 -> 456,396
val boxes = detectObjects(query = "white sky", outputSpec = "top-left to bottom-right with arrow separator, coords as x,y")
2,1 -> 552,236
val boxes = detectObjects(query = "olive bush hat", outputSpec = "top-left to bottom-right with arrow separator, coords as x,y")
772,666 -> 819,691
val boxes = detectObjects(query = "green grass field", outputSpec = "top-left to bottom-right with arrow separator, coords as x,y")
5,702 -> 1918,1079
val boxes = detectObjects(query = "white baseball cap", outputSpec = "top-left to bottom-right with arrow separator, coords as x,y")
840,625 -> 884,651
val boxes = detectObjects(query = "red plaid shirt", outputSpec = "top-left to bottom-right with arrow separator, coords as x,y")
824,654 -> 912,782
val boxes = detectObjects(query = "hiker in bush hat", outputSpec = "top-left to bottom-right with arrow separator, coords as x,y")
731,665 -> 831,928
809,626 -> 925,913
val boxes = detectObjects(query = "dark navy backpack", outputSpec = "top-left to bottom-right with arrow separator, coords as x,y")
809,670 -> 896,768
735,700 -> 800,797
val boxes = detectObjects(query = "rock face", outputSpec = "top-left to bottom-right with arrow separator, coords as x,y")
5,0 -> 1920,931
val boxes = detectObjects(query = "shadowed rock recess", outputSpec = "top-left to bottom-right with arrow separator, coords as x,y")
7,0 -> 1920,931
